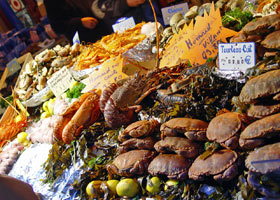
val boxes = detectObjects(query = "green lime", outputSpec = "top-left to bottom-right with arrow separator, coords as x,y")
107,179 -> 119,194
146,176 -> 162,194
164,179 -> 179,190
116,178 -> 139,198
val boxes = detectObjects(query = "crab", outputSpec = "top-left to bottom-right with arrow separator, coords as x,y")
242,14 -> 280,35
206,112 -> 249,149
154,136 -> 201,158
160,118 -> 208,141
239,113 -> 280,149
188,149 -> 239,182
261,30 -> 280,49
245,142 -> 280,198
116,137 -> 156,154
247,103 -> 280,118
148,154 -> 192,180
107,150 -> 156,177
238,69 -> 280,104
118,119 -> 159,142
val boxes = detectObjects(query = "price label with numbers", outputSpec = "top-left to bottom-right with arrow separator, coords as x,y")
218,42 -> 255,72
47,66 -> 74,97
112,17 -> 135,33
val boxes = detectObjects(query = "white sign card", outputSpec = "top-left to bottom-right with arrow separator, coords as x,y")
218,42 -> 255,72
161,2 -> 189,25
112,17 -> 136,33
72,31 -> 80,44
7,58 -> 21,77
47,66 -> 74,97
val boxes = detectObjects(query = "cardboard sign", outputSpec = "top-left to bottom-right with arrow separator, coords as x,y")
112,17 -> 136,33
161,2 -> 189,25
218,42 -> 255,72
47,66 -> 74,97
160,2 -> 237,68
82,56 -> 128,93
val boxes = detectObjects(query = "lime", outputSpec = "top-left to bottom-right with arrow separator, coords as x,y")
41,111 -> 51,119
146,176 -> 162,194
17,132 -> 28,143
86,180 -> 102,198
164,179 -> 179,190
116,178 -> 139,198
107,179 -> 119,194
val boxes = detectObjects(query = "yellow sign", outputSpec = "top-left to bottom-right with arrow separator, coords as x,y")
160,2 -> 237,68
82,56 -> 128,92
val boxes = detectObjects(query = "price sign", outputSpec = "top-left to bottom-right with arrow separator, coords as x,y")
112,17 -> 135,33
82,56 -> 128,93
218,42 -> 255,72
7,58 -> 21,77
161,2 -> 189,25
47,66 -> 74,97
162,2 -> 237,68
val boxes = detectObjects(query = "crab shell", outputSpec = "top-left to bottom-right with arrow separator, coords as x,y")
261,30 -> 280,49
160,118 -> 208,141
117,137 -> 155,154
245,142 -> 280,174
207,112 -> 243,149
239,69 -> 280,104
239,113 -> 280,149
243,14 -> 280,35
188,149 -> 239,182
107,150 -> 156,177
247,103 -> 280,118
154,137 -> 201,158
148,154 -> 192,180
118,119 -> 159,142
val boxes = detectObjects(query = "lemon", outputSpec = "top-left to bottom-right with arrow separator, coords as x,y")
86,180 -> 102,198
116,178 -> 139,198
107,179 -> 119,194
42,101 -> 49,112
164,179 -> 179,190
70,81 -> 79,90
17,132 -> 28,143
146,176 -> 162,194
47,99 -> 55,115
14,115 -> 23,123
41,111 -> 51,119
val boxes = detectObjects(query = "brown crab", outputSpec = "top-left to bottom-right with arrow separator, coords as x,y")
239,113 -> 280,149
247,103 -> 280,118
242,14 -> 280,35
160,118 -> 208,141
261,30 -> 280,49
238,69 -> 280,104
107,150 -> 156,177
188,149 -> 239,182
206,112 -> 249,149
118,119 -> 159,142
116,137 -> 156,154
148,154 -> 192,180
245,142 -> 280,198
154,137 -> 201,158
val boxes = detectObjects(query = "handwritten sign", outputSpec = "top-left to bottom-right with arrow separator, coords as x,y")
47,66 -> 74,97
112,17 -> 136,33
160,2 -> 237,68
218,42 -> 255,72
82,56 -> 128,93
159,28 -> 187,68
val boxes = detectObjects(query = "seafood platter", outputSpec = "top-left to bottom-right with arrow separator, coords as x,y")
1,0 -> 280,199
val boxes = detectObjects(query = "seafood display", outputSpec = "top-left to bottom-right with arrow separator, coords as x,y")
15,44 -> 80,101
3,2 -> 280,200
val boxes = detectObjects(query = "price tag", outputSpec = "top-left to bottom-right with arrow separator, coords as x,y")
161,2 -> 189,25
7,58 -> 21,77
47,66 -> 74,97
72,31 -> 80,44
112,17 -> 135,33
82,56 -> 128,93
218,42 -> 255,72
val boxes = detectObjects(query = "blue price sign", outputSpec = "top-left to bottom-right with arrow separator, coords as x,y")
218,42 -> 255,72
